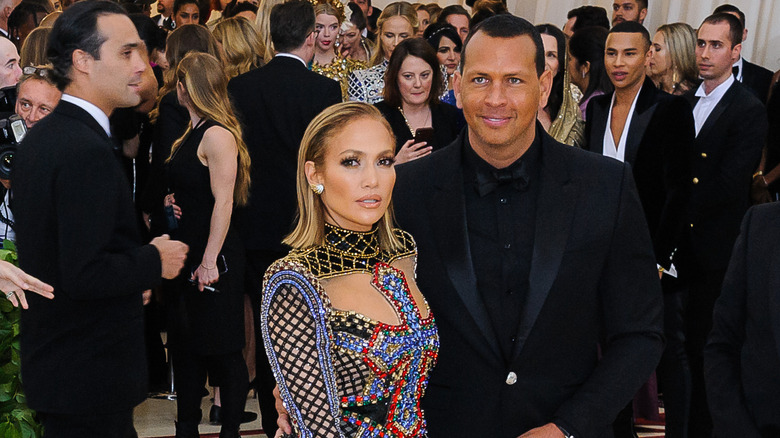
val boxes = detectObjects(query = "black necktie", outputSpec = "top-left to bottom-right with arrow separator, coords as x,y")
475,163 -> 529,197
732,65 -> 739,79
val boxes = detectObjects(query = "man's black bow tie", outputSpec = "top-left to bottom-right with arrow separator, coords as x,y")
476,163 -> 529,196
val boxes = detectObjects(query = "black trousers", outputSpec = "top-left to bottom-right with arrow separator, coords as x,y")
171,347 -> 248,436
39,410 -> 136,438
657,279 -> 690,438
685,267 -> 726,438
246,248 -> 287,438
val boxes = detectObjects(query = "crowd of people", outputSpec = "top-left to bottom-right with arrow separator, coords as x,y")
0,0 -> 778,437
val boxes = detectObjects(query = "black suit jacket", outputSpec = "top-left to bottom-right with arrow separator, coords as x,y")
394,128 -> 664,437
684,81 -> 767,271
584,79 -> 693,269
704,202 -> 780,437
374,100 -> 461,151
228,56 -> 341,253
740,59 -> 773,104
13,101 -> 162,414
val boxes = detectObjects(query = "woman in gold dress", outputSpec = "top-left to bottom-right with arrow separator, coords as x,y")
311,0 -> 366,100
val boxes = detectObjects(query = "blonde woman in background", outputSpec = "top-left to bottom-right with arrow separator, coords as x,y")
164,51 -> 251,438
311,0 -> 366,100
19,26 -> 50,66
254,0 -> 283,63
647,22 -> 700,95
347,1 -> 417,104
213,16 -> 264,79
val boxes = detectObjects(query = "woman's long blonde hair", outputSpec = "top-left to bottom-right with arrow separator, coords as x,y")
254,0 -> 284,63
150,25 -> 222,123
213,17 -> 265,79
370,1 -> 418,67
284,102 -> 402,251
166,52 -> 251,206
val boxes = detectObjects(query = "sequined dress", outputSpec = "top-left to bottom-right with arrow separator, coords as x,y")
347,60 -> 388,104
261,224 -> 439,438
312,56 -> 367,101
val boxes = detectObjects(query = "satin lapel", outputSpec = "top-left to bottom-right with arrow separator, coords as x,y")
697,82 -> 738,140
428,139 -> 503,360
587,94 -> 610,155
511,133 -> 579,362
770,246 -> 780,362
624,81 -> 658,166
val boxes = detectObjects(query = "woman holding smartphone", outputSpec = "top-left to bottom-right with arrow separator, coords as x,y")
164,51 -> 251,438
374,38 -> 460,164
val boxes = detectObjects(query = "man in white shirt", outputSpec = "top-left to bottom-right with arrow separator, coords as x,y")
12,2 -> 188,435
0,0 -> 21,40
683,12 -> 768,438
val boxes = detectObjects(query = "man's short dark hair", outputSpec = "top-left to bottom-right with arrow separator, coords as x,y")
701,12 -> 743,48
47,0 -> 127,91
609,20 -> 651,50
173,0 -> 199,15
567,6 -> 609,33
346,2 -> 366,31
383,38 -> 442,107
437,4 -> 469,25
636,0 -> 648,10
270,0 -> 315,54
713,4 -> 745,27
460,14 -> 544,77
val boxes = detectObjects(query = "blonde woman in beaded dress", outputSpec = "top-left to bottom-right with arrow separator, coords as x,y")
347,2 -> 417,104
311,0 -> 366,101
261,102 -> 438,438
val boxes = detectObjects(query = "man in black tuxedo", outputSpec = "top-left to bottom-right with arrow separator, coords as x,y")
12,1 -> 188,436
683,12 -> 768,437
704,202 -> 780,437
227,1 -> 341,434
151,0 -> 175,30
393,15 -> 664,438
585,22 -> 694,437
713,4 -> 773,104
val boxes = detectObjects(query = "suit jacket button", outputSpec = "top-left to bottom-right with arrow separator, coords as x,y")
692,177 -> 699,184
506,372 -> 517,385
701,153 -> 707,158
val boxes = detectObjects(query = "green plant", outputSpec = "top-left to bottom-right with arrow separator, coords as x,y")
0,240 -> 42,437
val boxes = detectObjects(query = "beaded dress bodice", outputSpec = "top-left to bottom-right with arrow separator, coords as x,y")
312,56 -> 367,101
347,60 -> 388,104
261,225 -> 439,438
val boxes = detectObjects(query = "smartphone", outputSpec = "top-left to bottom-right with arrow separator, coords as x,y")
414,127 -> 435,144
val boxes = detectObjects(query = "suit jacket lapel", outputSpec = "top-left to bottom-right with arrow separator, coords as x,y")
697,82 -> 738,140
624,80 -> 658,166
55,100 -> 111,142
428,134 -> 502,361
588,94 -> 610,155
770,247 -> 780,362
511,131 -> 579,362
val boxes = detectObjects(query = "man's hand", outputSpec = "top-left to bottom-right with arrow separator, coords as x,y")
0,260 -> 54,309
150,234 -> 188,279
273,385 -> 293,437
519,423 -> 566,438
142,289 -> 152,305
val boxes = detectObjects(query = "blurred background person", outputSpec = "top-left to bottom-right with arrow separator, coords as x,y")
436,4 -> 468,42
568,25 -> 612,121
347,1 -> 416,104
0,38 -> 22,90
213,16 -> 264,80
469,0 -> 507,29
536,23 -> 584,147
413,2 -> 428,37
338,2 -> 371,63
19,25 -> 49,66
424,22 -> 460,106
311,0 -> 365,100
562,5 -> 609,37
424,1 -> 440,22
375,38 -> 459,163
253,0 -> 282,64
647,22 -> 699,95
15,65 -> 60,129
7,0 -> 48,50
172,0 -> 199,27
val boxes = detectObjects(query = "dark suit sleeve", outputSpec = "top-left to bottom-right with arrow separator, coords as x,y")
583,102 -> 594,151
323,78 -> 342,107
703,207 -> 762,437
56,143 -> 162,300
654,97 -> 694,268
554,165 -> 664,436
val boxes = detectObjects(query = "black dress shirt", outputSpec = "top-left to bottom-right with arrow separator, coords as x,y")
462,135 -> 541,361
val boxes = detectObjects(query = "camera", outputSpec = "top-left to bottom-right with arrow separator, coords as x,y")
0,114 -> 27,180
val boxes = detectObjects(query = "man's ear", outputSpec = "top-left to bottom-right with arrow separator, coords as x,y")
453,70 -> 463,110
71,49 -> 92,75
639,8 -> 647,24
538,68 -> 552,109
731,42 -> 742,64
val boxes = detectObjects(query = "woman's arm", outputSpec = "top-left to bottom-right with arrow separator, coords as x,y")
262,264 -> 344,438
192,126 -> 237,290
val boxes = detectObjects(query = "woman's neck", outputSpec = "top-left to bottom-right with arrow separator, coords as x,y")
188,108 -> 203,128
314,48 -> 336,65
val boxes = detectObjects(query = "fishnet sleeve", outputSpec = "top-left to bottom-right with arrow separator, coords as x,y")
261,265 -> 344,438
